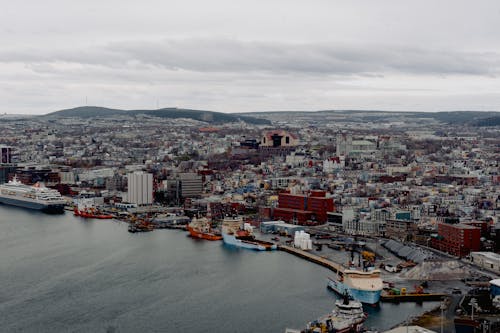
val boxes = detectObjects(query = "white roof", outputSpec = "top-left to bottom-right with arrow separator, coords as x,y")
383,326 -> 437,333
471,251 -> 500,261
490,279 -> 500,287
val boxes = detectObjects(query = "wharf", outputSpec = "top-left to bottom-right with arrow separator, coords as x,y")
381,293 -> 447,302
161,225 -> 188,231
278,245 -> 344,275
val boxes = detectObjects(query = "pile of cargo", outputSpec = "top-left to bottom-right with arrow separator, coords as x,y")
401,260 -> 471,280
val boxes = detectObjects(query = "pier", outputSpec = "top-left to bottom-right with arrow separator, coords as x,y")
278,245 -> 344,275
380,293 -> 447,302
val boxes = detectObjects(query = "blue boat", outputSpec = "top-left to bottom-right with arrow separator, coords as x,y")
328,269 -> 383,305
222,233 -> 277,251
222,216 -> 277,251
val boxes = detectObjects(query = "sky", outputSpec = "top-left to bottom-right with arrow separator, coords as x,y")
1,0 -> 500,114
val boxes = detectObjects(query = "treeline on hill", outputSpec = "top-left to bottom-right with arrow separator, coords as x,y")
43,106 -> 271,125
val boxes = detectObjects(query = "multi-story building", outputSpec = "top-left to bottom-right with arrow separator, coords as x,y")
273,190 -> 334,225
261,130 -> 298,148
385,219 -> 418,242
127,171 -> 153,205
0,146 -> 13,164
431,223 -> 481,257
179,173 -> 203,198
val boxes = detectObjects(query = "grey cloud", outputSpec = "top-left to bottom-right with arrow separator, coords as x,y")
1,38 -> 499,77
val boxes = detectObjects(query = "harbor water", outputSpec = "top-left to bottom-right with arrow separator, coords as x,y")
0,206 -> 438,332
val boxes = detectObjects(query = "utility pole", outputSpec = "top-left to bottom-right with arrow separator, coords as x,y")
440,298 -> 446,333
469,298 -> 477,321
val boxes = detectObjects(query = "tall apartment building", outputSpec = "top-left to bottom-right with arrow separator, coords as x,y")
179,173 -> 202,198
127,172 -> 153,205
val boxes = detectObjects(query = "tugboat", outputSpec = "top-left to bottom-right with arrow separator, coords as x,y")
187,216 -> 222,241
222,216 -> 277,251
128,220 -> 154,233
289,293 -> 367,333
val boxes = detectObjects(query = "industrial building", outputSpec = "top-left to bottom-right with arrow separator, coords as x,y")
127,171 -> 153,205
260,220 -> 304,235
470,252 -> 500,275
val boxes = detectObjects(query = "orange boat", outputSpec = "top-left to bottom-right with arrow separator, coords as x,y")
187,217 -> 222,241
74,207 -> 113,219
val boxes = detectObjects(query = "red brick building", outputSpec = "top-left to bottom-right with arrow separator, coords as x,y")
273,190 -> 334,225
463,221 -> 489,237
431,223 -> 481,257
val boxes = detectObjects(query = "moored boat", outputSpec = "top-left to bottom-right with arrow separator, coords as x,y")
74,207 -> 113,219
128,221 -> 154,233
187,217 -> 222,241
222,216 -> 277,251
0,176 -> 66,213
288,294 -> 367,333
327,269 -> 383,305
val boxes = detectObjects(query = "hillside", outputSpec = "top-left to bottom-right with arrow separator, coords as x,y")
240,110 -> 500,126
43,106 -> 271,125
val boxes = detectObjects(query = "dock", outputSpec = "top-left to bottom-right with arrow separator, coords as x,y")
380,293 -> 447,302
278,245 -> 344,275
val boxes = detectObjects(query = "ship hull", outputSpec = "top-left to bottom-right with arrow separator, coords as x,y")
188,227 -> 222,241
74,209 -> 113,219
222,233 -> 277,251
328,279 -> 381,305
0,196 -> 65,214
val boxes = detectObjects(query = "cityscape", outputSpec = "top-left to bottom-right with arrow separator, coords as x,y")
1,107 -> 499,332
1,1 -> 500,333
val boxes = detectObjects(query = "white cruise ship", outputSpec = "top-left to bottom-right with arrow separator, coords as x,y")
0,176 -> 66,213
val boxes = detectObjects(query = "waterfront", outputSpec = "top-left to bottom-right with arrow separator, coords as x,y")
0,206 -> 438,333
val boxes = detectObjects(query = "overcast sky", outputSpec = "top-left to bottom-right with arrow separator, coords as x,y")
2,0 -> 500,114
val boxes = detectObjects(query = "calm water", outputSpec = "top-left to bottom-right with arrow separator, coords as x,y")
0,206 -> 438,332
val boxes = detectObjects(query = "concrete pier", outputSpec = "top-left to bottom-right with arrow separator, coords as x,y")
278,245 -> 344,275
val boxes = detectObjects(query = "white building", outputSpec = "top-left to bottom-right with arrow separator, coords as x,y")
336,134 -> 376,156
323,156 -> 345,173
127,172 -> 153,205
470,252 -> 500,274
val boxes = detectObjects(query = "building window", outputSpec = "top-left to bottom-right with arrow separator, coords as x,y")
286,136 -> 290,144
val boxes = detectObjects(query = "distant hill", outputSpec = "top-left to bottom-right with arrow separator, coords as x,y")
45,106 -> 126,118
406,111 -> 500,125
471,116 -> 500,127
240,110 -> 500,126
43,106 -> 271,125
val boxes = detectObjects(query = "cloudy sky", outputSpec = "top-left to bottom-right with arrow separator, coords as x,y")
2,0 -> 500,114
